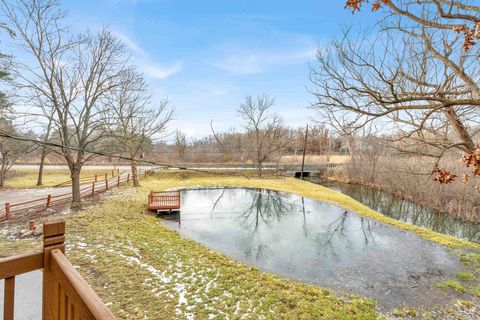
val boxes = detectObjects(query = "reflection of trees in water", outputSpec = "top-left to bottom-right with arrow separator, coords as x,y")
313,211 -> 376,258
238,190 -> 299,261
333,183 -> 480,243
239,190 -> 297,231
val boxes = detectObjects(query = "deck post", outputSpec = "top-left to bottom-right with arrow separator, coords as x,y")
4,276 -> 15,320
5,202 -> 10,220
42,219 -> 65,320
46,195 -> 52,208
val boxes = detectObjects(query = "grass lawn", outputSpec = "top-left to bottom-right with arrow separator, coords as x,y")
4,167 -> 121,188
1,171 -> 479,319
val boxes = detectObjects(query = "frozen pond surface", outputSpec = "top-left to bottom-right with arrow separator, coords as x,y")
163,188 -> 464,309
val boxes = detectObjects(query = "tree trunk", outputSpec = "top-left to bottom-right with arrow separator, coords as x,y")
0,170 -> 5,188
131,160 -> 139,187
71,168 -> 81,203
37,118 -> 52,186
36,147 -> 47,186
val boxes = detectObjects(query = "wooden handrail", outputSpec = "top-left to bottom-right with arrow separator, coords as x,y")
1,220 -> 117,320
0,251 -> 43,279
49,250 -> 116,320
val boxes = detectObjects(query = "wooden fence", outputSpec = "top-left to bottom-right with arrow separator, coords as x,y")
0,219 -> 116,320
0,169 -> 154,222
54,169 -> 122,187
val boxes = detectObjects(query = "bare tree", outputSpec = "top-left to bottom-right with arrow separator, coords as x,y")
1,0 -> 129,201
104,68 -> 173,187
174,131 -> 187,162
0,116 -> 31,187
238,95 -> 287,176
310,27 -> 479,164
345,0 -> 480,52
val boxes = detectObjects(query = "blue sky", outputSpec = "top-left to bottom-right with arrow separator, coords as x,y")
62,0 -> 375,139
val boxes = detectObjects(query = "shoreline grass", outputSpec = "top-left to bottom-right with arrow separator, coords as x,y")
2,170 -> 479,319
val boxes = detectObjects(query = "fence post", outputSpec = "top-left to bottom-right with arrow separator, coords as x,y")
42,219 -> 65,320
95,174 -> 98,182
92,182 -> 95,195
46,194 -> 52,208
5,202 -> 10,220
117,175 -> 120,186
106,179 -> 109,191
104,173 -> 108,181
127,173 -> 130,184
112,170 -> 115,178
144,171 -> 147,178
117,168 -> 120,175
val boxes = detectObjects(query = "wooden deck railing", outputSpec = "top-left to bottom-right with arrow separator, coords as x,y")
1,169 -> 155,222
147,191 -> 181,211
1,220 -> 116,320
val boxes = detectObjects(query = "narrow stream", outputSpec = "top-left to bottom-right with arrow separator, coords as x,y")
311,179 -> 480,243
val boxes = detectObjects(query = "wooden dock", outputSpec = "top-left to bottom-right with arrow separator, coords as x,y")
147,191 -> 181,212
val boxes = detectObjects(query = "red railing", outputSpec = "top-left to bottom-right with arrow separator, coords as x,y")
1,169 -> 155,222
54,169 -> 122,187
147,191 -> 181,211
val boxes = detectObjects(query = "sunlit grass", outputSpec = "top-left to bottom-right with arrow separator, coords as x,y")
4,167 -> 121,188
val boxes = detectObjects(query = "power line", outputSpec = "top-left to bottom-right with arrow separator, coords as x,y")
0,129 -> 256,178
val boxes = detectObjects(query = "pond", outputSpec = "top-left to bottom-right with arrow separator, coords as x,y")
311,179 -> 480,244
162,188 -> 463,310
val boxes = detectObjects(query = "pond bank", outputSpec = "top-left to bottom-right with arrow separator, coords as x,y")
1,171 -> 479,319
310,178 -> 480,244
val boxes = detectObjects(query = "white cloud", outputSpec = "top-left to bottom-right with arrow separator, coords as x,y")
214,46 -> 317,75
141,62 -> 183,79
112,30 -> 182,79
112,31 -> 145,55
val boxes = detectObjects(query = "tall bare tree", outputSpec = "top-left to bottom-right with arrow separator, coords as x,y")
0,116 -> 31,187
104,68 -> 173,187
1,0 -> 129,201
238,95 -> 287,176
174,131 -> 187,162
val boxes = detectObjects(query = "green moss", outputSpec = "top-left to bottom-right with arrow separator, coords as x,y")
474,286 -> 480,297
456,272 -> 475,281
458,300 -> 474,309
459,252 -> 480,268
437,280 -> 466,293
392,309 -> 404,317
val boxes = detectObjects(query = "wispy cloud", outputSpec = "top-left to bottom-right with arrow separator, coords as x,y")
141,62 -> 183,79
113,30 -> 182,79
214,47 -> 316,75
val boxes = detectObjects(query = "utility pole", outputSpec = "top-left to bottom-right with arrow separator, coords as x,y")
300,124 -> 309,179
